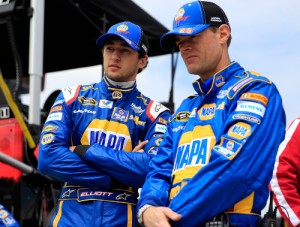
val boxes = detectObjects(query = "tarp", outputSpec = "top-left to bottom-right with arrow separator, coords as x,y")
0,0 -> 171,80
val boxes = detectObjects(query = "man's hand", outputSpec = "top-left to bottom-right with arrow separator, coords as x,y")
69,146 -> 75,152
143,206 -> 181,227
133,140 -> 148,152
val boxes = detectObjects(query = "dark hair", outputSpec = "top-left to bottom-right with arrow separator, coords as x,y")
137,51 -> 148,74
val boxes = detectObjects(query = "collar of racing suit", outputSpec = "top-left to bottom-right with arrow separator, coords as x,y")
192,61 -> 244,95
105,75 -> 136,88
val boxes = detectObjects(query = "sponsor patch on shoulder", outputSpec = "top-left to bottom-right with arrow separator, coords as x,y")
42,125 -> 59,133
146,100 -> 168,122
62,86 -> 80,105
214,137 -> 242,160
236,101 -> 265,117
158,117 -> 168,125
50,105 -> 62,113
240,92 -> 268,106
232,114 -> 261,124
155,124 -> 167,133
46,112 -> 63,122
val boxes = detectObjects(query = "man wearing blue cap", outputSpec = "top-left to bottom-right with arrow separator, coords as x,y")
37,21 -> 170,226
137,1 -> 286,226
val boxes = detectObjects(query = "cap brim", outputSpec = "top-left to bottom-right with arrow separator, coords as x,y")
160,24 -> 211,51
96,33 -> 140,51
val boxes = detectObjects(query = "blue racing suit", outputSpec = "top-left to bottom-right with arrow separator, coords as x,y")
0,204 -> 19,227
38,76 -> 170,226
138,62 -> 286,226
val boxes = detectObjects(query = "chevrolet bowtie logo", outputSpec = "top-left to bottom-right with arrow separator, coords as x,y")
62,189 -> 75,198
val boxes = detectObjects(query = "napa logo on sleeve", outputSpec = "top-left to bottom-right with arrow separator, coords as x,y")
198,103 -> 216,120
228,122 -> 251,140
41,133 -> 54,145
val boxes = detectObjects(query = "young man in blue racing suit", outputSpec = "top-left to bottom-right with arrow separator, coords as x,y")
37,21 -> 170,226
137,1 -> 286,227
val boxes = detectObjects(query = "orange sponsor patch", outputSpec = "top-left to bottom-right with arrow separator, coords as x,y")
240,93 -> 268,106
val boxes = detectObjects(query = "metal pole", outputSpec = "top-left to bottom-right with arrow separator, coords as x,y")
28,0 -> 45,125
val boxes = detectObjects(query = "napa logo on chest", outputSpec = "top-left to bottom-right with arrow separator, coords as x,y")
173,125 -> 216,173
81,119 -> 132,151
87,129 -> 130,150
174,138 -> 211,172
198,103 -> 216,120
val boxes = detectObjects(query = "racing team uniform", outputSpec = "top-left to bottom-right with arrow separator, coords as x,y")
0,204 -> 19,227
270,118 -> 300,226
38,76 -> 170,226
138,62 -> 286,226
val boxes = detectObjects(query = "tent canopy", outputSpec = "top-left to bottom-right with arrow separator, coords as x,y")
0,0 -> 171,80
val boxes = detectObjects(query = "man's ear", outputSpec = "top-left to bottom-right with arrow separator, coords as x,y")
138,55 -> 148,69
218,24 -> 231,45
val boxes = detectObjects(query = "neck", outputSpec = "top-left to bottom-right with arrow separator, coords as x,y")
105,76 -> 135,88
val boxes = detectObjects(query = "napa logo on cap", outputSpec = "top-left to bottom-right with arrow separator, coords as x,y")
117,24 -> 129,34
175,7 -> 189,24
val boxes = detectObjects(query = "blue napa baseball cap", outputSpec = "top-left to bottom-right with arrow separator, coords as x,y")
96,21 -> 149,54
161,1 -> 230,51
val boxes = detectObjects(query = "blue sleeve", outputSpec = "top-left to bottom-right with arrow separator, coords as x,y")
137,121 -> 174,209
82,110 -> 171,188
169,84 -> 286,225
37,90 -> 112,189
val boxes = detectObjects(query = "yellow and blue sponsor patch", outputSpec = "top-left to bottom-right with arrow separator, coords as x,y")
42,125 -> 59,133
112,90 -> 123,99
170,125 -> 216,199
214,137 -> 242,160
198,103 -> 216,120
228,122 -> 251,140
148,147 -> 158,155
81,119 -> 132,151
129,115 -> 146,126
172,125 -> 216,179
112,107 -> 129,122
41,133 -> 54,145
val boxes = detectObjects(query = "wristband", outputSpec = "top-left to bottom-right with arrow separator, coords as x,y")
137,204 -> 152,225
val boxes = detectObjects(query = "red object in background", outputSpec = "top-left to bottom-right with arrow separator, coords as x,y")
0,118 -> 24,181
